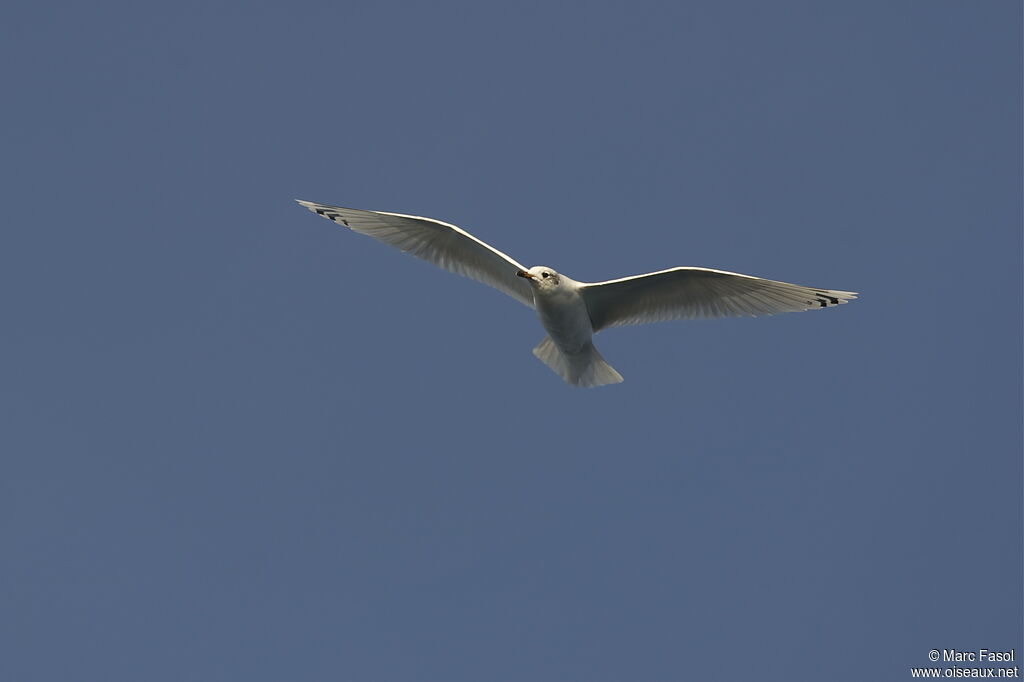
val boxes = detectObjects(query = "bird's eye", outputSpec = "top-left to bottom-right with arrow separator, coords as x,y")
542,272 -> 550,278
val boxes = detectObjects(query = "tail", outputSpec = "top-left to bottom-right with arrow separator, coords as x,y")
532,336 -> 624,388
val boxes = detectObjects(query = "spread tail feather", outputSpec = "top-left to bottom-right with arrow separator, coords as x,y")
532,336 -> 624,388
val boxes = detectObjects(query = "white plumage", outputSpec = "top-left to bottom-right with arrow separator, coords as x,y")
297,200 -> 857,387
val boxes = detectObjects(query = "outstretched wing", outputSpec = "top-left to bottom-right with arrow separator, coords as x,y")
296,200 -> 535,308
582,267 -> 857,331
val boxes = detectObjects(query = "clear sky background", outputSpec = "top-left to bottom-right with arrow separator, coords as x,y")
2,2 -> 1021,681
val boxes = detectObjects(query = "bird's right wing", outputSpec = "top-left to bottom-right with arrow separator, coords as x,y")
297,200 -> 535,308
582,267 -> 857,331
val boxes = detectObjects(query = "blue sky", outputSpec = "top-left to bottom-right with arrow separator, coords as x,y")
2,2 -> 1020,680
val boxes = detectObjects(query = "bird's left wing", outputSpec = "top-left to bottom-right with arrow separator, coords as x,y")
297,200 -> 535,308
582,267 -> 857,331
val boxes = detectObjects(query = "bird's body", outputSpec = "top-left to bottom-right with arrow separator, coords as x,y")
516,266 -> 624,386
297,200 -> 857,387
530,270 -> 590,353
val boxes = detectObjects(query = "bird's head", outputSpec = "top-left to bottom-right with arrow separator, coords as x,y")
517,266 -> 561,290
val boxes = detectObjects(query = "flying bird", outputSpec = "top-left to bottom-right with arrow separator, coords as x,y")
297,200 -> 857,387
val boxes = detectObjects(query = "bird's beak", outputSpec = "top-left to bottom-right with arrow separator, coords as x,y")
517,271 -> 536,279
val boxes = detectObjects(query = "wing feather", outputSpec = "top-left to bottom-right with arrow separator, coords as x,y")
582,267 -> 857,331
296,200 -> 534,307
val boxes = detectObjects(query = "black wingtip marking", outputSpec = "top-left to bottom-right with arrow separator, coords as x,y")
312,207 -> 350,226
813,294 -> 840,308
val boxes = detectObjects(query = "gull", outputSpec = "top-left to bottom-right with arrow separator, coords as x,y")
297,200 -> 857,387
